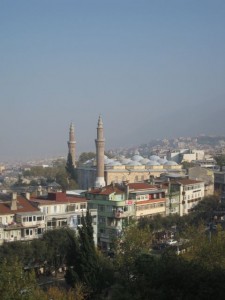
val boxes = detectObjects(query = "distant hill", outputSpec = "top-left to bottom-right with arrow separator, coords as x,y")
196,136 -> 225,146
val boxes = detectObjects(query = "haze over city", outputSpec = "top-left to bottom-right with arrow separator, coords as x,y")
1,0 -> 225,161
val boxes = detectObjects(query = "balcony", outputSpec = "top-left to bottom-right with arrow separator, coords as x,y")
113,210 -> 133,219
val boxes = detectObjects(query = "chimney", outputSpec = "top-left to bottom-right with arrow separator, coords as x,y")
11,192 -> 17,211
25,192 -> 30,200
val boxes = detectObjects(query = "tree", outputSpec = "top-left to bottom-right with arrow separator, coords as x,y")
66,153 -> 75,177
42,228 -> 76,277
78,152 -> 96,164
114,224 -> 152,284
0,259 -> 38,300
65,153 -> 78,189
65,211 -> 114,297
214,154 -> 225,171
181,161 -> 195,170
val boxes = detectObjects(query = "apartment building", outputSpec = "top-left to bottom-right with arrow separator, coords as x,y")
30,192 -> 98,245
0,193 -> 45,245
170,179 -> 205,216
0,192 -> 97,246
86,182 -> 166,250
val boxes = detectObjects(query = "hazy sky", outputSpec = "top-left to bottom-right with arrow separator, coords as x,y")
1,0 -> 225,161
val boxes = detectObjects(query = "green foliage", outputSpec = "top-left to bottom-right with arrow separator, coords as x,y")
66,153 -> 75,177
65,153 -> 78,189
23,159 -> 78,190
0,241 -> 34,266
214,154 -> 225,171
66,211 -> 114,297
0,259 -> 38,300
114,224 -> 152,283
182,161 -> 195,169
42,228 -> 77,275
78,152 -> 96,164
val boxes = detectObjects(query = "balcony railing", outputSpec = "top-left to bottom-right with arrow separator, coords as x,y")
113,210 -> 133,218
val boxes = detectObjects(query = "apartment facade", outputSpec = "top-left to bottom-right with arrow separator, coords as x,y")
0,193 -> 45,245
86,182 -> 166,250
30,192 -> 98,245
170,179 -> 205,216
0,192 -> 97,246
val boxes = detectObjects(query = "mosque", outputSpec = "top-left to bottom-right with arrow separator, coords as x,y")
68,116 -> 184,190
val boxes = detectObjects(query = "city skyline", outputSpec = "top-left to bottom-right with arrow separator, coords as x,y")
1,1 -> 225,161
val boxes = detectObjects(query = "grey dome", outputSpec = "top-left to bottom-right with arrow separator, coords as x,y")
132,154 -> 144,162
146,160 -> 160,166
149,155 -> 160,161
107,161 -> 122,167
127,161 -> 142,166
104,158 -> 114,165
120,158 -> 132,165
157,158 -> 168,164
140,158 -> 151,164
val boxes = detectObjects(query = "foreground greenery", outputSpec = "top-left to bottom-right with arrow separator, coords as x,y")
1,197 -> 225,299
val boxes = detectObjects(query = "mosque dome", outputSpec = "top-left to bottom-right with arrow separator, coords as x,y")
132,154 -> 144,162
127,161 -> 142,166
120,158 -> 132,165
140,158 -> 151,164
146,160 -> 160,166
157,158 -> 168,164
83,158 -> 95,166
104,158 -> 114,165
149,155 -> 160,161
107,161 -> 122,167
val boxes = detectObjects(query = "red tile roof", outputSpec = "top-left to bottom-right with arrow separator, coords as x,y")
175,179 -> 203,185
30,193 -> 87,205
88,185 -> 124,195
128,183 -> 158,190
0,196 -> 39,215
30,198 -> 87,205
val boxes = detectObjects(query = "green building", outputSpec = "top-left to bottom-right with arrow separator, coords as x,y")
86,184 -> 135,250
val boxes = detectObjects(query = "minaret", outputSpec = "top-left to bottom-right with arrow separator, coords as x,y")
95,115 -> 106,187
68,123 -> 76,167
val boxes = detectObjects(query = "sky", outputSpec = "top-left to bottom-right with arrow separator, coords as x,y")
0,0 -> 225,162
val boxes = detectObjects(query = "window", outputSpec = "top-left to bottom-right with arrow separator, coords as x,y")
98,205 -> 105,212
43,207 -> 48,214
99,217 -> 106,224
33,216 -> 36,221
29,216 -> 32,222
67,205 -> 76,212
25,229 -> 33,236
80,204 -> 86,209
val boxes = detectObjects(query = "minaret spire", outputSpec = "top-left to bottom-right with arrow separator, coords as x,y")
95,115 -> 106,187
68,122 -> 76,167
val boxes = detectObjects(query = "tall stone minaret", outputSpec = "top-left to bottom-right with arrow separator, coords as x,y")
95,115 -> 106,187
68,123 -> 76,167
